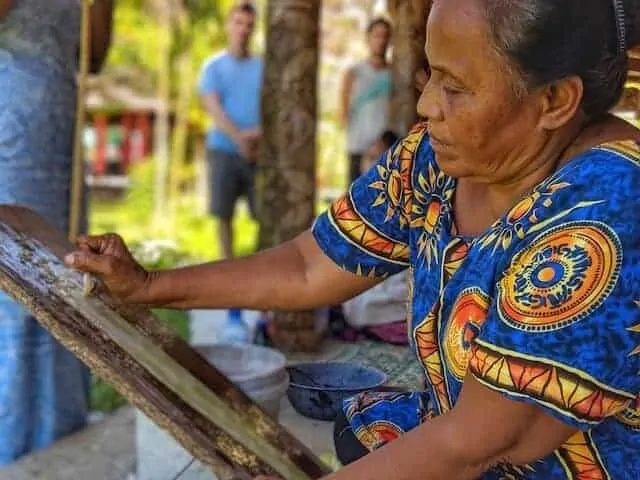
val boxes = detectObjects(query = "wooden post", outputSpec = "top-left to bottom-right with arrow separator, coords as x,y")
95,113 -> 109,175
388,0 -> 430,135
257,0 -> 322,352
120,113 -> 133,173
135,113 -> 152,159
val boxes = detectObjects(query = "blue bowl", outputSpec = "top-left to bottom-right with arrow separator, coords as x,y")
286,361 -> 388,421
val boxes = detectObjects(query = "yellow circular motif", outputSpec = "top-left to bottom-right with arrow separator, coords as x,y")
498,221 -> 622,332
444,288 -> 490,381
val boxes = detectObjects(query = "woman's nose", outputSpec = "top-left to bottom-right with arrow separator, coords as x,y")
417,81 -> 443,122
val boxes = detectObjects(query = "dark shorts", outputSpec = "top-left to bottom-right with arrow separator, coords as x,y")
207,149 -> 256,220
349,153 -> 363,185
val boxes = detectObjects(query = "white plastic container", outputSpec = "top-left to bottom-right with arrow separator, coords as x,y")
136,343 -> 289,480
195,343 -> 289,417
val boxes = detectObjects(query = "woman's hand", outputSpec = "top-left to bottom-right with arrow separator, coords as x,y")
64,233 -> 151,303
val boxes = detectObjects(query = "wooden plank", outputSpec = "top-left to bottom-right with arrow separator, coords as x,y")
0,205 -> 330,480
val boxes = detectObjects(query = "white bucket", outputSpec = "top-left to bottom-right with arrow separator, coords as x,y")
195,343 -> 289,417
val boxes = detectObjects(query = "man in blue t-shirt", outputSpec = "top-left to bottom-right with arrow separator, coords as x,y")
199,2 -> 263,262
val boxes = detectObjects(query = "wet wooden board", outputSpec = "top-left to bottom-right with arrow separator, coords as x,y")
0,205 -> 330,480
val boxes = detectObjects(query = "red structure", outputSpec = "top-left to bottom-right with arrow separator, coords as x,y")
85,75 -> 162,177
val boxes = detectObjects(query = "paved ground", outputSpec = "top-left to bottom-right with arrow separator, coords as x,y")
0,309 -> 337,480
0,408 -> 136,480
0,400 -> 334,480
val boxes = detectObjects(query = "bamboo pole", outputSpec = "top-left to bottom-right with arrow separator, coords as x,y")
69,0 -> 92,241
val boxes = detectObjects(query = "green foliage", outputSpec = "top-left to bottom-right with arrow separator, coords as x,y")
91,160 -> 258,260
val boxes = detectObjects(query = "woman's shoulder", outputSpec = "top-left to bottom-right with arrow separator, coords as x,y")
589,139 -> 640,170
558,139 -> 640,196
477,140 -> 640,262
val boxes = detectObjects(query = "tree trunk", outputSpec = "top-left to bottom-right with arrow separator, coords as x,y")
257,0 -> 322,352
388,0 -> 430,135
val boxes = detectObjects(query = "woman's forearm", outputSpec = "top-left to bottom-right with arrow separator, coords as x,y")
324,417 -> 483,480
139,231 -> 379,311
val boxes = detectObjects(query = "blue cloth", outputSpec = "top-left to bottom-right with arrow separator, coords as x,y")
0,0 -> 90,464
198,52 -> 263,154
312,124 -> 640,478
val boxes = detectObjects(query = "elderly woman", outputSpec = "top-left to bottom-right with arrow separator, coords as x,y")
67,0 -> 640,478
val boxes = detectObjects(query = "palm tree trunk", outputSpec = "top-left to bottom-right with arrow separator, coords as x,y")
388,0 -> 430,135
257,0 -> 322,352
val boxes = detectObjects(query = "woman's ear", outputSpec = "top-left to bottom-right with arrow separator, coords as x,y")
537,76 -> 584,130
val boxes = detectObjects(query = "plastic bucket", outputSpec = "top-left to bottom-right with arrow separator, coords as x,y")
195,343 -> 289,417
248,373 -> 290,417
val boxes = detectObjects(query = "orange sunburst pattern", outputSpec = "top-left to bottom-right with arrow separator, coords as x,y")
470,342 -> 633,424
414,300 -> 451,412
411,160 -> 457,268
329,194 -> 409,265
555,431 -> 611,480
441,237 -> 469,288
477,179 -> 573,253
368,124 -> 426,227
497,222 -> 622,333
443,288 -> 490,381
413,238 -> 471,412
353,421 -> 404,451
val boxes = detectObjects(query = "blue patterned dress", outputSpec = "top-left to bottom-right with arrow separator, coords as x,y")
313,124 -> 640,479
0,0 -> 89,464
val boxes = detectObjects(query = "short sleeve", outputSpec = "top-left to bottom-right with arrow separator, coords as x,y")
312,127 -> 426,278
469,150 -> 640,431
198,58 -> 221,96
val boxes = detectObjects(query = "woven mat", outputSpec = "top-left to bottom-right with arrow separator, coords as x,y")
286,340 -> 424,390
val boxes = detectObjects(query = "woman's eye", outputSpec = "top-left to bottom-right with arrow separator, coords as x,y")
443,84 -> 463,95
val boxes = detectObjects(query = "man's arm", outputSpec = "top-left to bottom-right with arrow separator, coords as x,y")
340,67 -> 355,128
322,374 -> 576,480
88,0 -> 115,73
201,91 -> 242,143
0,0 -> 15,20
201,91 -> 260,158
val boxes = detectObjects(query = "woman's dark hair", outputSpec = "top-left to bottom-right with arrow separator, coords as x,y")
230,2 -> 257,17
380,130 -> 400,149
484,0 -> 640,119
367,17 -> 392,35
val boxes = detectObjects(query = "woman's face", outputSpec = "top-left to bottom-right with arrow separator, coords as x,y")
368,24 -> 392,58
417,0 -> 544,183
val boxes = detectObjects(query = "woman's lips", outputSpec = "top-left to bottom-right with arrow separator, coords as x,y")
429,133 -> 450,152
